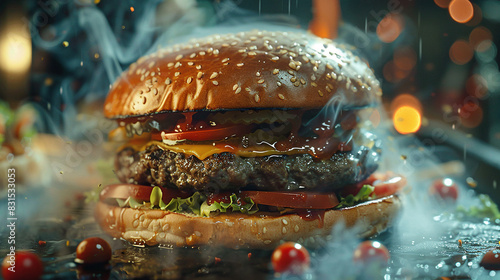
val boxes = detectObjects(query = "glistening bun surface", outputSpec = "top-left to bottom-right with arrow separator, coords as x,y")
104,30 -> 382,118
95,195 -> 400,249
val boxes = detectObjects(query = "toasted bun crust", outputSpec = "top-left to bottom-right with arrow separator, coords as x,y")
95,195 -> 400,249
104,30 -> 382,118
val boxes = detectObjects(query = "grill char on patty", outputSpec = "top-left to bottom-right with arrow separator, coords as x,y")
114,142 -> 380,192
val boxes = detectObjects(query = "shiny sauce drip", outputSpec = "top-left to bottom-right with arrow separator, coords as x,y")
296,209 -> 326,228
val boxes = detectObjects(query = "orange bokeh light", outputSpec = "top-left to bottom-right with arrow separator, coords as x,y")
459,103 -> 483,128
390,94 -> 422,114
435,0 -> 451,8
394,47 -> 417,71
469,26 -> 492,51
393,106 -> 422,134
449,0 -> 474,23
465,3 -> 482,26
449,40 -> 473,65
376,14 -> 404,43
466,74 -> 488,99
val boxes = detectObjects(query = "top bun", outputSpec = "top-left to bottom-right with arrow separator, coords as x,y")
104,30 -> 382,118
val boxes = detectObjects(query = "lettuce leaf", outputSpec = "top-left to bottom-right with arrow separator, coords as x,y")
149,187 -> 258,217
335,185 -> 375,209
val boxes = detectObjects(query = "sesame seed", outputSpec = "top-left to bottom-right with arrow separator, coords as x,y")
238,49 -> 246,53
293,81 -> 300,87
210,72 -> 218,79
332,72 -> 337,80
311,74 -> 316,81
254,95 -> 260,102
212,81 -> 219,86
233,84 -> 238,90
318,90 -> 324,96
289,52 -> 297,58
282,219 -> 288,225
235,87 -> 241,94
231,41 -> 237,46
222,43 -> 229,47
272,69 -> 279,75
264,240 -> 272,245
282,227 -> 287,234
144,71 -> 150,77
263,226 -> 267,234
257,79 -> 265,84
279,49 -> 288,54
290,77 -> 297,83
175,54 -> 183,60
278,93 -> 285,99
326,73 -> 331,79
245,87 -> 251,92
148,61 -> 155,68
237,63 -> 244,67
196,65 -> 202,70
249,45 -> 257,50
288,61 -> 297,70
256,71 -> 261,77
197,72 -> 203,79
135,69 -> 141,75
271,56 -> 279,61
248,51 -> 257,56
199,51 -> 206,56
326,85 -> 331,92
277,81 -> 282,87
140,75 -> 145,81
311,82 -> 317,87
152,77 -> 158,83
313,66 -> 318,72
302,55 -> 309,63
300,78 -> 306,85
338,75 -> 343,81
222,58 -> 229,63
165,78 -> 172,85
294,225 -> 300,232
174,62 -> 181,68
145,79 -> 152,87
288,70 -> 294,75
167,62 -> 174,68
187,62 -> 194,66
326,63 -> 333,70
151,72 -> 156,76
338,63 -> 343,68
187,77 -> 193,84
250,36 -> 257,41
174,72 -> 180,77
189,53 -> 196,58
213,49 -> 219,55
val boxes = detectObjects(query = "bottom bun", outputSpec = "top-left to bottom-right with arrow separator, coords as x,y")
95,195 -> 401,249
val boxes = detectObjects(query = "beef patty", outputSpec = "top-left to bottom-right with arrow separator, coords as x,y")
114,139 -> 380,192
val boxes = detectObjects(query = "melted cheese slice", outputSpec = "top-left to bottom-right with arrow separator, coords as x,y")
121,139 -> 305,160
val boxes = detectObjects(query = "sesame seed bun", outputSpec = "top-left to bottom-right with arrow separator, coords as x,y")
104,30 -> 382,118
94,195 -> 401,249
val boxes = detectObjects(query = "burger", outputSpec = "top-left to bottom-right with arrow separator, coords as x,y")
95,30 -> 405,249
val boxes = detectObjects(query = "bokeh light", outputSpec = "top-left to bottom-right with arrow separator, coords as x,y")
449,39 -> 473,65
449,0 -> 474,23
393,106 -> 422,135
394,47 -> 417,71
466,74 -> 489,99
459,102 -> 483,128
376,14 -> 404,43
0,29 -> 32,74
465,3 -> 482,26
469,26 -> 492,51
390,94 -> 423,114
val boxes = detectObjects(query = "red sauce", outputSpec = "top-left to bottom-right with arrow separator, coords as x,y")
296,209 -> 326,228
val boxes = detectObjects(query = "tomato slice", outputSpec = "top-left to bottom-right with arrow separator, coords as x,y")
99,184 -> 191,204
341,173 -> 406,198
241,191 -> 339,209
151,124 -> 254,142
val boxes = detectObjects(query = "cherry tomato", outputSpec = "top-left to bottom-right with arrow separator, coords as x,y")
242,191 -> 339,209
2,251 -> 43,280
480,249 -> 500,270
75,237 -> 112,265
99,184 -> 191,204
429,178 -> 458,201
341,173 -> 406,198
152,124 -> 254,142
271,242 -> 310,274
353,241 -> 390,263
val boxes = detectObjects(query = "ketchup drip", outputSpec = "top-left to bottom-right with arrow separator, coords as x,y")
296,209 -> 326,228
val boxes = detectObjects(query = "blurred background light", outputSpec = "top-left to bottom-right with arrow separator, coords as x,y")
449,39 -> 474,65
393,106 -> 422,135
0,25 -> 31,74
448,0 -> 474,23
376,13 -> 404,43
